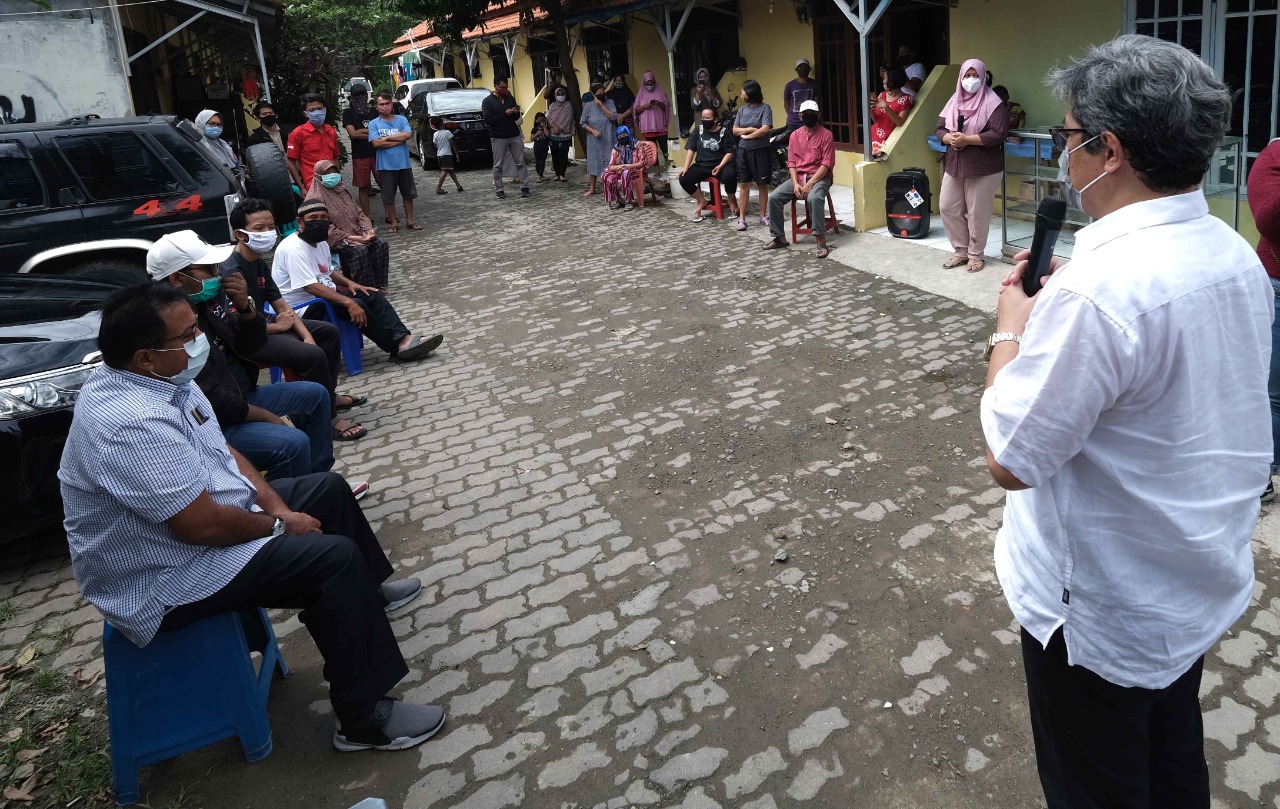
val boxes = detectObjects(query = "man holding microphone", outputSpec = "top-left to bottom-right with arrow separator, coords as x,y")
981,35 -> 1272,807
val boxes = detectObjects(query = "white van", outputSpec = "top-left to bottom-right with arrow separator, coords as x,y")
394,78 -> 463,107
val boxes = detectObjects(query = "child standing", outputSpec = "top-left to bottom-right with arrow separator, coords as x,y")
531,111 -> 552,183
431,116 -> 464,195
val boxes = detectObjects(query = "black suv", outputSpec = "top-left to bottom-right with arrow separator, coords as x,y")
0,115 -> 295,284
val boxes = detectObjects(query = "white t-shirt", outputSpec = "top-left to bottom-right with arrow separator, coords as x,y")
433,129 -> 454,157
271,232 -> 336,308
981,190 -> 1272,689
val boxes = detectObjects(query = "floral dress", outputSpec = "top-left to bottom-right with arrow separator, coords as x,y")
580,99 -> 618,177
871,91 -> 915,153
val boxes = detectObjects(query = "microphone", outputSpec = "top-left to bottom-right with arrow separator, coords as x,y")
1022,197 -> 1068,297
955,114 -> 965,135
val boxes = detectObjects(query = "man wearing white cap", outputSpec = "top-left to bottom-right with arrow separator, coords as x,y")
763,99 -> 835,259
147,230 -> 334,481
783,58 -> 821,133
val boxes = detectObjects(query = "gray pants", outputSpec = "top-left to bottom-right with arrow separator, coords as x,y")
769,177 -> 833,242
491,136 -> 529,192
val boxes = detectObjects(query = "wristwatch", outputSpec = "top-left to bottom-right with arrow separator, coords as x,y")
271,516 -> 285,537
984,332 -> 1022,360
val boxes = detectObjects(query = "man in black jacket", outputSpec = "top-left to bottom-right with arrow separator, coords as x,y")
146,231 -> 332,480
480,78 -> 530,199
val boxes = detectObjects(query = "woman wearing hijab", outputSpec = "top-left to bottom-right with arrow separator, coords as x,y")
935,58 -> 1009,273
632,71 -> 671,162
606,74 -> 635,124
690,67 -> 722,118
194,109 -> 240,170
305,159 -> 391,289
544,84 -> 576,182
579,81 -> 618,197
602,126 -> 647,210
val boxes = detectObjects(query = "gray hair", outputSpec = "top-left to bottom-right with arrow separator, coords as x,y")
1046,34 -> 1230,192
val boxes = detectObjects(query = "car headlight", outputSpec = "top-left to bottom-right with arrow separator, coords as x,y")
0,363 -> 99,419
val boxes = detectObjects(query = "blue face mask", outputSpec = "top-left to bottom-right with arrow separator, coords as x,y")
320,173 -> 342,188
154,332 -> 211,386
306,109 -> 327,126
204,125 -> 223,139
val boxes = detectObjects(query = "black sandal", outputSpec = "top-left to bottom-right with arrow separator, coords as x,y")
762,237 -> 789,251
332,422 -> 368,441
336,394 -> 368,411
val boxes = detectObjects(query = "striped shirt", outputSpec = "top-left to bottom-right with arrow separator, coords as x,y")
58,366 -> 271,647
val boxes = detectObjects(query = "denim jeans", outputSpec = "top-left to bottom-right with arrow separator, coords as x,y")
1269,277 -> 1280,475
223,381 -> 333,480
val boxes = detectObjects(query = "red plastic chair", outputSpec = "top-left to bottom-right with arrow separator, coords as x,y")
697,176 -> 725,220
791,199 -> 841,244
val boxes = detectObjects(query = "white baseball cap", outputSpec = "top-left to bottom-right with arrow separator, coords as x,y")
799,99 -> 820,113
796,58 -> 811,68
146,230 -> 235,280
905,63 -> 927,82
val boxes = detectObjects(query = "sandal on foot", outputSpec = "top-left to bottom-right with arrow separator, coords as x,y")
436,189 -> 448,195
816,244 -> 830,259
336,394 -> 368,411
762,237 -> 789,251
350,480 -> 370,500
407,223 -> 423,231
332,422 -> 368,441
736,218 -> 747,232
942,256 -> 967,269
967,259 -> 985,273
691,210 -> 708,222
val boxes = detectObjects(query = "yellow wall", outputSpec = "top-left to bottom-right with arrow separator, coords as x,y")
948,0 -> 1121,128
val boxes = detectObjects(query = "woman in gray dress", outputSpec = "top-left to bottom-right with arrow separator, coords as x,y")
579,81 -> 618,197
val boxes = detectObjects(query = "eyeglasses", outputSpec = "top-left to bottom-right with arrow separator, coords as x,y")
1049,126 -> 1090,150
152,324 -> 200,348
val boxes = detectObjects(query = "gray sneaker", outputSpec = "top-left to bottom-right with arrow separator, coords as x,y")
382,577 -> 422,613
333,697 -> 445,752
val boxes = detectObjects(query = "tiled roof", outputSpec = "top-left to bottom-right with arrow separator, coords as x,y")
384,0 -> 553,58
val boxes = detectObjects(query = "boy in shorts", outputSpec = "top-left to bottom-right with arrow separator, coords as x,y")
369,91 -> 419,232
431,116 -> 464,195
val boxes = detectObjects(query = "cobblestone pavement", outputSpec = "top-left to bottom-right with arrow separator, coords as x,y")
2,161 -> 1278,808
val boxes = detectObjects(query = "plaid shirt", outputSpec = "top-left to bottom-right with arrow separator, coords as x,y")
58,367 -> 271,647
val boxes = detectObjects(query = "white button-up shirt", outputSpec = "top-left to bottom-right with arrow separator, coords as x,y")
981,190 -> 1272,689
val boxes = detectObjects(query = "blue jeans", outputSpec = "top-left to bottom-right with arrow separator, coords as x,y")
1269,278 -> 1280,475
223,381 -> 333,481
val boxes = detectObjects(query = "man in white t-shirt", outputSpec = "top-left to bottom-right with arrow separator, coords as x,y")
981,35 -> 1270,806
272,199 -> 443,362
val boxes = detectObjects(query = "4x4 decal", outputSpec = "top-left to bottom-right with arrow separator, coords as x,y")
132,195 -> 202,218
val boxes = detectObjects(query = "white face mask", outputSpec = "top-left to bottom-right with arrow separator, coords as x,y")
555,93 -> 566,102
153,332 -> 210,385
239,229 -> 278,254
1063,134 -> 1108,208
961,77 -> 982,94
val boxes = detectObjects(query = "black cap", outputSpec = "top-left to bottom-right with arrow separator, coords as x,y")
350,83 -> 369,95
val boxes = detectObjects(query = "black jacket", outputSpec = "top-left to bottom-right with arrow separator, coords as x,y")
481,93 -> 522,139
247,124 -> 291,150
193,290 -> 266,427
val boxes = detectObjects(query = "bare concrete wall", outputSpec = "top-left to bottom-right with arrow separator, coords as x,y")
0,0 -> 133,123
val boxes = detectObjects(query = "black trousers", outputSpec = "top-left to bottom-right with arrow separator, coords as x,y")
679,163 -> 738,198
304,291 -> 409,356
533,138 -> 550,177
251,320 -> 341,417
160,473 -> 407,724
550,138 -> 571,179
1022,628 -> 1210,809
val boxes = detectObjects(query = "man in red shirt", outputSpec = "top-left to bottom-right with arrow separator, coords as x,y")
764,99 -> 836,258
287,93 -> 339,191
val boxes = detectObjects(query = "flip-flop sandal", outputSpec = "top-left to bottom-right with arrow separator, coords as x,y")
759,216 -> 770,227
691,211 -> 707,222
736,218 -> 747,232
816,245 -> 831,259
407,223 -> 423,231
942,256 -> 967,269
387,225 -> 399,234
967,260 -> 986,273
332,423 -> 368,441
394,333 -> 444,362
335,394 -> 368,411
762,238 -> 789,251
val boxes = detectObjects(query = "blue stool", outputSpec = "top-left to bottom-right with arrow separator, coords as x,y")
104,608 -> 289,806
264,297 -> 364,382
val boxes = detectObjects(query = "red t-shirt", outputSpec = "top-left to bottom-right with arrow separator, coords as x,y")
286,124 -> 339,189
1247,139 -> 1280,281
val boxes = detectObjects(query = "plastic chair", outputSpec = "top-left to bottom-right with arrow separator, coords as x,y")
697,176 -> 725,220
264,298 -> 364,381
791,198 -> 841,244
104,608 -> 289,806
631,140 -> 661,208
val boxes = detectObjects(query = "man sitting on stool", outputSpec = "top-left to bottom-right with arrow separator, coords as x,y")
763,100 -> 836,259
273,200 -> 444,363
59,283 -> 445,752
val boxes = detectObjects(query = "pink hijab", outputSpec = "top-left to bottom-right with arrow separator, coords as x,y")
632,70 -> 670,132
940,59 -> 1003,135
